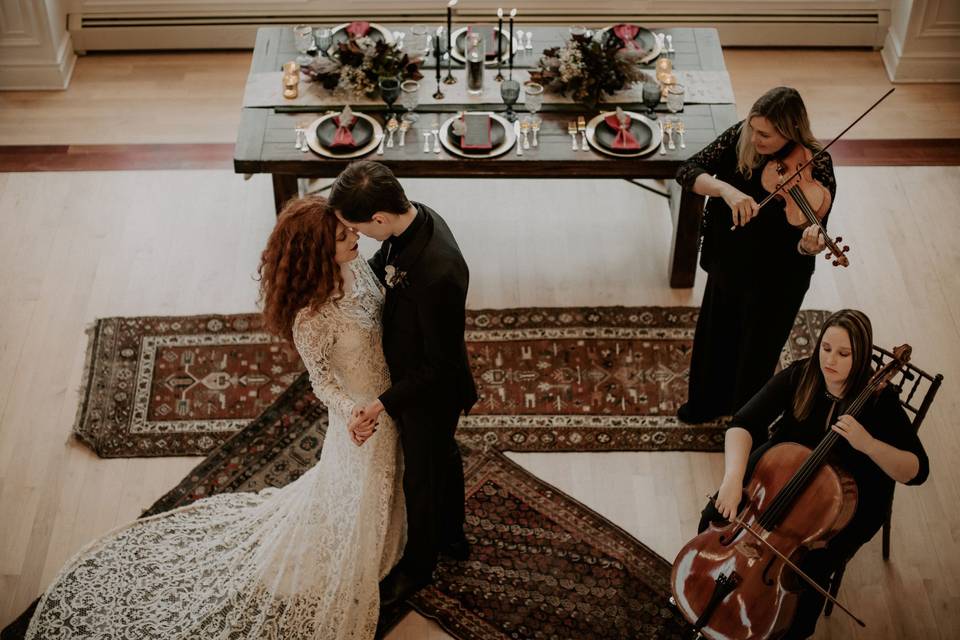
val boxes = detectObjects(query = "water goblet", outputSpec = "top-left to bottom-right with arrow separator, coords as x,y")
293,24 -> 315,65
524,82 -> 543,117
410,24 -> 430,56
379,76 -> 402,120
666,83 -> 685,114
642,81 -> 661,119
400,80 -> 421,123
314,27 -> 333,56
500,78 -> 521,122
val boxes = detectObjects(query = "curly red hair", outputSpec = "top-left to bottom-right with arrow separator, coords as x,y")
257,195 -> 344,341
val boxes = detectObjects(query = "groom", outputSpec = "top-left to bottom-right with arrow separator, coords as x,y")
329,161 -> 478,607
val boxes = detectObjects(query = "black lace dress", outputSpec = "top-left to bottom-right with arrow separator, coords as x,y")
675,121 -> 837,421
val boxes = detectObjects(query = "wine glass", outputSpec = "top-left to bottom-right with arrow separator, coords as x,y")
379,76 -> 402,120
410,24 -> 430,56
293,24 -> 315,65
666,84 -> 685,114
500,79 -> 521,122
314,27 -> 333,57
524,82 -> 543,117
400,80 -> 420,123
642,81 -> 661,119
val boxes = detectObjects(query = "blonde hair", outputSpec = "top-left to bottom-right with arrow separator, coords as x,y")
737,87 -> 821,178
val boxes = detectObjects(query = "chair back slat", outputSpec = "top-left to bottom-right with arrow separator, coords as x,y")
870,345 -> 942,433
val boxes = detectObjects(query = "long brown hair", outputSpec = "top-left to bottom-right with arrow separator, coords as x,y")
792,309 -> 874,420
257,195 -> 344,341
737,86 -> 821,179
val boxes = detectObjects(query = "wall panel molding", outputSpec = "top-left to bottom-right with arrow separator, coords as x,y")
0,0 -> 77,89
883,0 -> 960,82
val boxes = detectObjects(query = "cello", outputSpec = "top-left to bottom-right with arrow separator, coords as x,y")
670,344 -> 913,639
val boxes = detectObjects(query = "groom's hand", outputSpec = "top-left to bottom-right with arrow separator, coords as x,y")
349,401 -> 384,446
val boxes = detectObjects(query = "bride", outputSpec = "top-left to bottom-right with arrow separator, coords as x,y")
26,195 -> 406,639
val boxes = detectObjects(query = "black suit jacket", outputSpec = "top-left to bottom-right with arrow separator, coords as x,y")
371,203 -> 478,419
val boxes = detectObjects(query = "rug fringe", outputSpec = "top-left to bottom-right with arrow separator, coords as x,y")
71,319 -> 102,454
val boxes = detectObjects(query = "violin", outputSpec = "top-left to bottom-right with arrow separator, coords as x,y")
732,88 -> 898,267
761,142 -> 849,268
670,344 -> 913,639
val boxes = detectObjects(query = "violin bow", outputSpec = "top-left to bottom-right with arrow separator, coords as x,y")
754,88 -> 895,211
727,512 -> 867,627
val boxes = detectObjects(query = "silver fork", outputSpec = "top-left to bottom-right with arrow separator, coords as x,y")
665,119 -> 675,150
423,131 -> 432,153
294,127 -> 303,151
431,125 -> 441,153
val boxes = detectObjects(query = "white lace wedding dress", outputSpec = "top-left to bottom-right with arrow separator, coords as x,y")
27,257 -> 406,640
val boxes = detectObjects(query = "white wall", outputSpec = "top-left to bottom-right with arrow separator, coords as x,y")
883,0 -> 960,81
0,0 -> 76,90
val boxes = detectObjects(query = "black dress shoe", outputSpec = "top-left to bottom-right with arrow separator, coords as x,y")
379,569 -> 432,609
439,538 -> 470,561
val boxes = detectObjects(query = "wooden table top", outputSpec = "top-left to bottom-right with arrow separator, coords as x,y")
235,25 -> 736,178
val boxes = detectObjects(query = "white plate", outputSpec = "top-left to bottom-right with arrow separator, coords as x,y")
305,111 -> 384,159
438,112 -> 516,159
585,111 -> 661,158
596,26 -> 661,65
328,22 -> 395,53
448,27 -> 517,65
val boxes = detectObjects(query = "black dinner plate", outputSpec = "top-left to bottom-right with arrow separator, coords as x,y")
454,29 -> 510,61
605,25 -> 656,59
594,117 -> 653,154
446,118 -> 506,153
316,116 -> 375,153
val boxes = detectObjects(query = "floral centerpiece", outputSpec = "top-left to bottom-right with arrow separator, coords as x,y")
304,28 -> 422,98
529,30 -> 650,108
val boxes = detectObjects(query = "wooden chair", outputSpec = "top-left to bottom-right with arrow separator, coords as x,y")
824,345 -> 943,616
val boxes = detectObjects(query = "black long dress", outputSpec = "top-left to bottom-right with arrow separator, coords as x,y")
698,360 -> 930,638
675,122 -> 837,421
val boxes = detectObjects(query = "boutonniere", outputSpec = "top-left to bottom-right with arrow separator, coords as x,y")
384,265 -> 410,288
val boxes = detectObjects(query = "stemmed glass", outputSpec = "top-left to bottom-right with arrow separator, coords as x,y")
642,81 -> 661,119
400,80 -> 420,123
293,24 -> 315,65
314,27 -> 333,57
524,82 -> 543,117
410,24 -> 430,57
666,84 -> 685,114
379,76 -> 402,120
500,79 -> 521,122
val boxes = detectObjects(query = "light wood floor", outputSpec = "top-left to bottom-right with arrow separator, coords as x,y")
2,49 -> 960,639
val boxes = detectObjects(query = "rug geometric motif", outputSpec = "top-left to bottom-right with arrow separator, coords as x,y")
73,307 -> 830,457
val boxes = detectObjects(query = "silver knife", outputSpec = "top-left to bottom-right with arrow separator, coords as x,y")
514,120 -> 523,156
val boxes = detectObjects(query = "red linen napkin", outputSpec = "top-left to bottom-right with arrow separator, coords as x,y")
346,21 -> 371,38
603,112 -> 640,149
613,24 -> 643,51
330,114 -> 358,147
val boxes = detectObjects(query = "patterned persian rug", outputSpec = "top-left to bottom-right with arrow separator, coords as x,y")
143,379 -> 692,639
74,307 -> 829,457
1,378 -> 692,640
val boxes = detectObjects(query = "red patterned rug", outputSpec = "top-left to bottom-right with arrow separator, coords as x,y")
2,376 -> 692,640
74,307 -> 829,457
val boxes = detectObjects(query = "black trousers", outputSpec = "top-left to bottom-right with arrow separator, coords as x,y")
686,271 -> 810,419
394,402 -> 466,580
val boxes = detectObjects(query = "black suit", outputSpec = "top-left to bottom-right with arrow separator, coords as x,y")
370,202 -> 478,579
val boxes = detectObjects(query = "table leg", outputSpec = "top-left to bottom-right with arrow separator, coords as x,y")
668,181 -> 704,289
272,174 -> 299,215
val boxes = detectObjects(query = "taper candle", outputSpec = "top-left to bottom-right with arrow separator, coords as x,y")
508,8 -> 517,78
435,33 -> 442,83
497,8 -> 504,64
447,0 -> 458,54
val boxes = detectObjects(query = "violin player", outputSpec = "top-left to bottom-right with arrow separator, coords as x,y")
675,87 -> 837,424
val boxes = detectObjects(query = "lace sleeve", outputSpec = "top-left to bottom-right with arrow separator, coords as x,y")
292,308 -> 355,418
676,121 -> 744,191
811,151 -> 837,222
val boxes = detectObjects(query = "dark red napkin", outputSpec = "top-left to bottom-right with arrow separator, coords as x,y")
330,115 -> 358,147
613,24 -> 643,51
603,113 -> 640,149
346,21 -> 371,38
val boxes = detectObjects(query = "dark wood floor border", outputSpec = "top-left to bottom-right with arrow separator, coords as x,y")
0,139 -> 957,172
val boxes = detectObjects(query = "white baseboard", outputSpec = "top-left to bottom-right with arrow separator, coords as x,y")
882,29 -> 960,83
